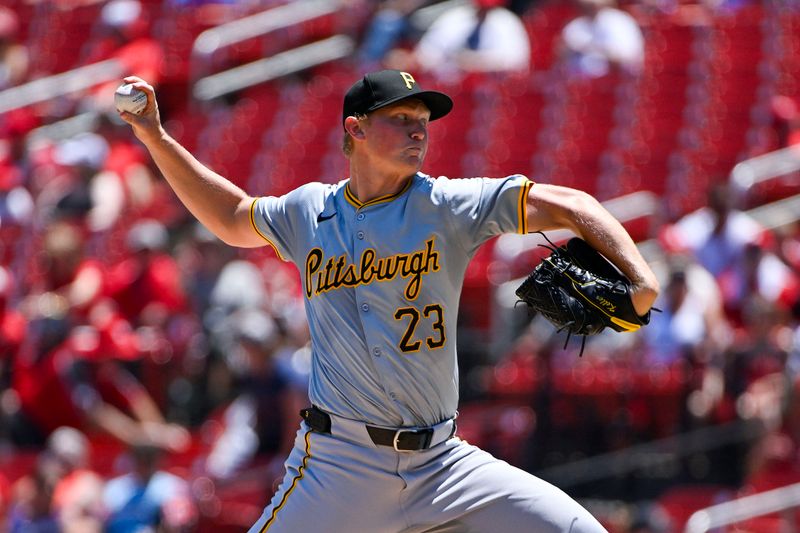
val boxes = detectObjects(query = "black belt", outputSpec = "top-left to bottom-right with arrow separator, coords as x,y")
300,406 -> 443,452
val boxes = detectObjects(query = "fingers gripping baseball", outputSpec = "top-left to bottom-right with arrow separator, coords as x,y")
116,76 -> 162,142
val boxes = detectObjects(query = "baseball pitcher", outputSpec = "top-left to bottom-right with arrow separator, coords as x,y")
118,69 -> 659,532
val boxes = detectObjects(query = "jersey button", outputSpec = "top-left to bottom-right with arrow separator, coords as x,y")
389,392 -> 397,400
357,231 -> 365,240
357,213 -> 365,221
372,347 -> 381,357
361,303 -> 370,312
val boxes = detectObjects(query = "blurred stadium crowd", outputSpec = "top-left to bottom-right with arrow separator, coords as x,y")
0,0 -> 800,531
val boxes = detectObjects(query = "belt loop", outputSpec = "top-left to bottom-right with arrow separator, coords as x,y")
300,406 -> 331,433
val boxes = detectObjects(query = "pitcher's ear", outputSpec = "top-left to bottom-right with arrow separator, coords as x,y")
344,116 -> 365,139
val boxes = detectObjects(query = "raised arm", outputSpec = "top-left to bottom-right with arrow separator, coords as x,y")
526,183 -> 660,316
117,76 -> 265,248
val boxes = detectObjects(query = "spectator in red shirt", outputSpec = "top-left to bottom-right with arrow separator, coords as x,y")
104,219 -> 187,328
10,312 -> 189,452
24,222 -> 105,319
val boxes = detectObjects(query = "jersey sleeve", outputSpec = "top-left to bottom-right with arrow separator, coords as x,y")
440,174 -> 533,254
249,183 -> 327,264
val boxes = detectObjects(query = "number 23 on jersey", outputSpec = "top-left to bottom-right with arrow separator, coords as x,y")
393,304 -> 446,353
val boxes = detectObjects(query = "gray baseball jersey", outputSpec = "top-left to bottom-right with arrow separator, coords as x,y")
250,172 -> 531,427
247,172 -> 607,533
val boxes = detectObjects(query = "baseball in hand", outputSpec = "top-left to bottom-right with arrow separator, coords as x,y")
114,83 -> 148,115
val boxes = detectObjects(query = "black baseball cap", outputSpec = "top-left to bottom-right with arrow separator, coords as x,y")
342,70 -> 453,127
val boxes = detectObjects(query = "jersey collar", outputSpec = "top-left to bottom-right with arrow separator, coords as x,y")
344,175 -> 415,209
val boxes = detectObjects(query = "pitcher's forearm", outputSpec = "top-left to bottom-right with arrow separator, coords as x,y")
142,132 -> 259,246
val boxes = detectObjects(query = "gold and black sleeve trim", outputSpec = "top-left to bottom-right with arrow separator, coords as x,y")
249,197 -> 286,261
518,179 -> 533,234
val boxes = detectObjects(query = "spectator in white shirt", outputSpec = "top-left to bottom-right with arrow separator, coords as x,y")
403,0 -> 531,80
559,0 -> 644,78
662,183 -> 767,278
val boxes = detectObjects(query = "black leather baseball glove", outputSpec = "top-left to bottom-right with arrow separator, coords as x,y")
515,234 -> 654,355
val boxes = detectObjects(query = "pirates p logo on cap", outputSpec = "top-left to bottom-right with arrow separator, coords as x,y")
400,72 -> 416,90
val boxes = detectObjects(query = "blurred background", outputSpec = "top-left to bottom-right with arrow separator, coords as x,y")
0,0 -> 799,531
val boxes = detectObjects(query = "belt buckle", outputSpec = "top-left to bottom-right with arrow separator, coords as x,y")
392,428 -> 433,452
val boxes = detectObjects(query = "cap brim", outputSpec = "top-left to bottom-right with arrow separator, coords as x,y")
366,90 -> 453,121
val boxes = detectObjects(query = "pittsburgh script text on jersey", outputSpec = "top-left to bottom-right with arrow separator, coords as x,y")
304,237 -> 440,300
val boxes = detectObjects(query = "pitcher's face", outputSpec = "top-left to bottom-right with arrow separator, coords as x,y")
361,99 -> 431,174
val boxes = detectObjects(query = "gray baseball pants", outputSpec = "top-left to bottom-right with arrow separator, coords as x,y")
248,410 -> 607,533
